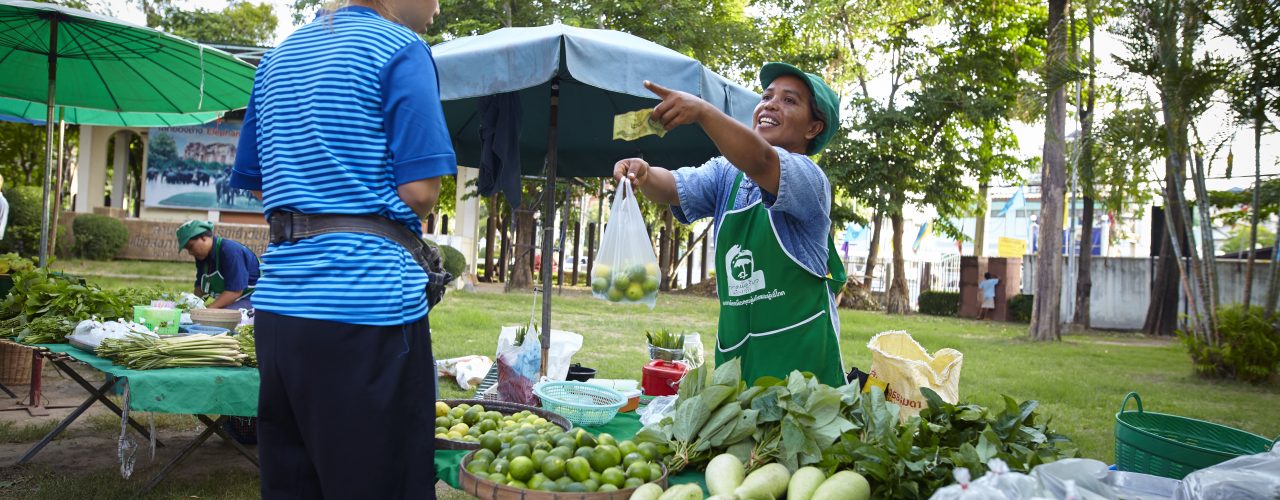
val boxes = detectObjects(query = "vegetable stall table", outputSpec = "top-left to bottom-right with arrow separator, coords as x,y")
13,342 -> 259,496
435,411 -> 709,493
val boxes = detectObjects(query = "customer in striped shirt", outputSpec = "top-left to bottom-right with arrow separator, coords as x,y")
230,0 -> 452,497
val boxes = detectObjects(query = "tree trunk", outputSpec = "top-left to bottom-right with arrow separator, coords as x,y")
885,212 -> 911,314
484,195 -> 499,280
505,201 -> 537,291
863,211 -> 883,288
1031,0 -> 1069,342
1265,215 -> 1280,317
659,210 -> 674,291
974,184 -> 988,257
1072,0 -> 1097,330
1243,107 -> 1262,308
1073,197 -> 1094,328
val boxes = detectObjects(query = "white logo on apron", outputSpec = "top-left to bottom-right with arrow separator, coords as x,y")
725,244 -> 765,297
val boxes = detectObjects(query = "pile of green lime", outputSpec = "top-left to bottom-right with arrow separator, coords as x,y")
465,426 -> 668,493
434,402 -> 564,443
590,262 -> 660,302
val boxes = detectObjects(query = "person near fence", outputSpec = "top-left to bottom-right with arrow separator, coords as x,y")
613,62 -> 847,387
977,272 -> 1000,320
228,0 -> 454,497
176,220 -> 259,310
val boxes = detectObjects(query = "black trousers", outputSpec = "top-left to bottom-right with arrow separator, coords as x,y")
256,310 -> 436,499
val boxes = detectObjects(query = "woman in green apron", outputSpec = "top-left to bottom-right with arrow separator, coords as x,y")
614,63 -> 847,387
176,220 -> 260,310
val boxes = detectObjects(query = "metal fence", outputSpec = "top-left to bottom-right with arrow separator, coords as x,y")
841,254 -> 961,309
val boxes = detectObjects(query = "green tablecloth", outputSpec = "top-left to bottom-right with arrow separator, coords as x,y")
436,411 -> 706,492
37,343 -> 259,416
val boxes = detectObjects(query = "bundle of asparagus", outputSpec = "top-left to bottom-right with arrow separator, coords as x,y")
97,333 -> 247,370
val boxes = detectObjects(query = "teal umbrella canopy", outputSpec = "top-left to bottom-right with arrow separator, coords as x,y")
0,97 -> 222,126
0,0 -> 255,113
433,24 -> 760,178
0,0 -> 255,267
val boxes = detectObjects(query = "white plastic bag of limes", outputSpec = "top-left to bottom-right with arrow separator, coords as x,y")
591,178 -> 660,309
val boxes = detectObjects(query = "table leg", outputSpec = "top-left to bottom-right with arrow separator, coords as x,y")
14,378 -> 114,465
197,414 -> 259,467
47,359 -> 164,448
136,416 -> 225,497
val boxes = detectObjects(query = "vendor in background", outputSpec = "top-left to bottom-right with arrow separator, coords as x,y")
614,63 -> 847,387
176,220 -> 259,310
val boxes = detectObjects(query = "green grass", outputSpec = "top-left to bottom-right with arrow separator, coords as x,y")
430,289 -> 1280,462
6,266 -> 1278,497
0,420 -> 58,444
51,259 -> 192,280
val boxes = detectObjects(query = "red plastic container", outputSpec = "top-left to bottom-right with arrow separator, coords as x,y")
642,360 -> 687,396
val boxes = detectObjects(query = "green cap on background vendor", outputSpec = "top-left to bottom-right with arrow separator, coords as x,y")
176,220 -> 260,310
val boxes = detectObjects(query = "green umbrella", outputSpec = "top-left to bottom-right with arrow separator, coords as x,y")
0,0 -> 256,266
0,97 -> 224,127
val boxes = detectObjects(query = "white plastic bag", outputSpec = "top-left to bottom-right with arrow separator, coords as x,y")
436,356 -> 494,390
497,326 -> 582,381
1175,448 -> 1280,500
68,319 -> 154,352
1030,459 -> 1116,500
930,468 -> 1009,500
591,178 -> 660,308
973,459 -> 1045,499
495,326 -> 541,406
638,395 -> 678,426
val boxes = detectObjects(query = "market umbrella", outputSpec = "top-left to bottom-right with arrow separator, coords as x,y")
433,24 -> 759,376
0,97 -> 223,127
0,0 -> 256,266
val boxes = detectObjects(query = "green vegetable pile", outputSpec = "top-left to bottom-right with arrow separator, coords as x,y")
0,269 -> 185,345
818,387 -> 1078,498
235,324 -> 256,367
635,358 -> 854,474
96,333 -> 247,369
0,253 -> 36,275
638,359 -> 1079,498
15,316 -> 76,344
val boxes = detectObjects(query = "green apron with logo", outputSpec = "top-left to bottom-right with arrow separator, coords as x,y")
714,173 -> 847,387
200,238 -> 254,300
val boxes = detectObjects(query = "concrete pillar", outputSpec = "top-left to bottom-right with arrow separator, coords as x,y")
74,125 -> 109,213
111,130 -> 129,210
987,257 -> 1020,322
959,256 -> 987,318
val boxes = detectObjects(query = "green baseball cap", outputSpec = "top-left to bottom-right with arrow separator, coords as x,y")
759,62 -> 840,155
176,220 -> 214,251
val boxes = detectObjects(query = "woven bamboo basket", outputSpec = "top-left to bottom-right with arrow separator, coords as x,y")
0,340 -> 33,386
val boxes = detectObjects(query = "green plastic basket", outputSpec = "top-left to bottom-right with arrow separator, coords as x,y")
1114,392 -> 1278,479
533,381 -> 625,427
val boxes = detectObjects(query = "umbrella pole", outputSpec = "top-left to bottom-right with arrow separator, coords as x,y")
539,78 -> 560,379
50,108 -> 66,258
39,18 -> 60,269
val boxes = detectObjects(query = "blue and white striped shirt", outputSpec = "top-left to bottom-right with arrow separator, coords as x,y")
231,6 -> 457,326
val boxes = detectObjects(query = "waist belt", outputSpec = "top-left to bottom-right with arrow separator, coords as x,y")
267,212 -> 454,307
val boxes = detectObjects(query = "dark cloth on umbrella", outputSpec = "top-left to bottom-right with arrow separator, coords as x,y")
477,92 -> 523,208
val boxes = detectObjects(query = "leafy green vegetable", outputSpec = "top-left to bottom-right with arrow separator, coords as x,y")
818,387 -> 1078,498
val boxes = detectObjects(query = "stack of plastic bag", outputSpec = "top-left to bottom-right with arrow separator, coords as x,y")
1175,448 -> 1280,500
68,319 -> 155,353
931,468 -> 1011,500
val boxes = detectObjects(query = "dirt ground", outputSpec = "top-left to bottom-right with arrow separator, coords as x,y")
0,361 -> 463,498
